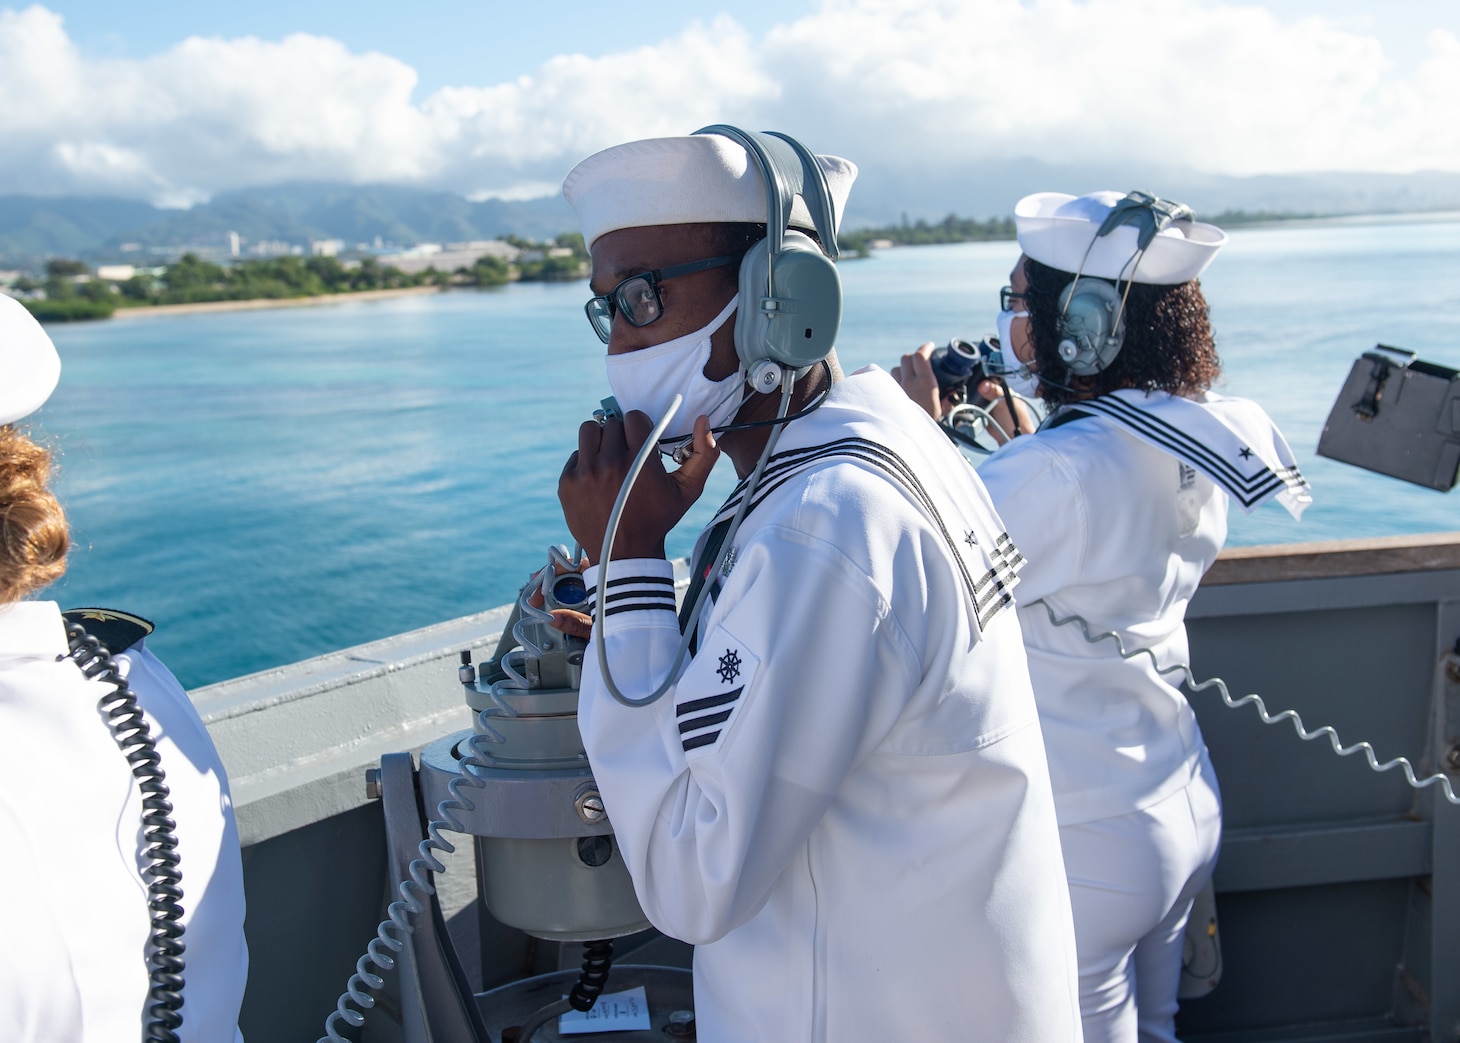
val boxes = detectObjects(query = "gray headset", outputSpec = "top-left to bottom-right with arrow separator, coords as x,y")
1055,278 -> 1126,377
1054,190 -> 1195,377
694,125 -> 843,394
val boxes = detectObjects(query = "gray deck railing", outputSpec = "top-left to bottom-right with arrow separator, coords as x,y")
199,537 -> 1460,1043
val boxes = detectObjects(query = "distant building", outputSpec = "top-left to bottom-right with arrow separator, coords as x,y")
228,231 -> 241,258
96,264 -> 137,281
475,241 -> 520,261
250,240 -> 303,257
378,240 -> 520,275
445,241 -> 518,258
310,239 -> 345,258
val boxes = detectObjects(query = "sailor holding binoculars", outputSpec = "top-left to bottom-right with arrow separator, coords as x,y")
896,190 -> 1308,1042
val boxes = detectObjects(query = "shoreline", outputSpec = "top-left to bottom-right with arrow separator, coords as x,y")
853,208 -> 1460,249
110,284 -> 443,319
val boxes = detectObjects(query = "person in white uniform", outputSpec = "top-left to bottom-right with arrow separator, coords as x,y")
895,190 -> 1310,1042
0,293 -> 248,1042
549,129 -> 1082,1042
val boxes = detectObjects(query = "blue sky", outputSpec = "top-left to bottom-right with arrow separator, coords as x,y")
44,0 -> 806,94
4,1 -> 1458,205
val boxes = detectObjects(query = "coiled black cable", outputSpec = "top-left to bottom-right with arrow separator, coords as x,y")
568,938 -> 614,1012
65,624 -> 187,1043
512,939 -> 617,1041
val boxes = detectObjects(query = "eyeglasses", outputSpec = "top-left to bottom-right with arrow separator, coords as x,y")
1000,286 -> 1028,312
584,253 -> 744,343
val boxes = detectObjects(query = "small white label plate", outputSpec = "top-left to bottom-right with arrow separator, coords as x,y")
557,985 -> 652,1035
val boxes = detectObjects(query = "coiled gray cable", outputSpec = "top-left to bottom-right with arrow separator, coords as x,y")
594,379 -> 795,708
1036,600 -> 1460,806
317,578 -> 540,1041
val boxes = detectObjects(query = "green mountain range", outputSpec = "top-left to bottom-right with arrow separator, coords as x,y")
0,196 -> 164,262
0,184 -> 578,265
6,167 -> 1460,269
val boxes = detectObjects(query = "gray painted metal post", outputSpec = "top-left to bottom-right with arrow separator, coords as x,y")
1430,599 -> 1460,1043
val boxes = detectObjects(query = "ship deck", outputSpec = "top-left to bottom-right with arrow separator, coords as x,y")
198,533 -> 1460,1041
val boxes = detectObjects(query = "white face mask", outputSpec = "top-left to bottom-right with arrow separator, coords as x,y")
994,308 -> 1040,399
604,294 -> 745,446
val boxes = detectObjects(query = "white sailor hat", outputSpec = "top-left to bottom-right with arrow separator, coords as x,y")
0,293 -> 61,426
563,134 -> 857,250
1015,190 -> 1227,285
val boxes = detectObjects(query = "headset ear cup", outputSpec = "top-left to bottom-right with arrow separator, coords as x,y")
1055,278 -> 1125,376
734,230 -> 842,378
697,127 -> 843,390
734,237 -> 773,372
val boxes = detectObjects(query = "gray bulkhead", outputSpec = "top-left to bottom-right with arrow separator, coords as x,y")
195,534 -> 1460,1042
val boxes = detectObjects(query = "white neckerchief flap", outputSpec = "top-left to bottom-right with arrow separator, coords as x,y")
1061,389 -> 1312,519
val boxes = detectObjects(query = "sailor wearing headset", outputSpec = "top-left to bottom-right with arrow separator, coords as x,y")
549,129 -> 1081,1041
896,191 -> 1309,1041
0,294 -> 247,1042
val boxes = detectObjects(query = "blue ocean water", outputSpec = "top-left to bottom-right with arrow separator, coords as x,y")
34,216 -> 1460,688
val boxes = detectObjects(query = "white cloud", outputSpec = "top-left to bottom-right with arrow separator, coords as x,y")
762,0 -> 1459,177
0,0 -> 1456,206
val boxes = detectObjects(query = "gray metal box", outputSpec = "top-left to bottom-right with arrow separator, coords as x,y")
1317,345 -> 1460,491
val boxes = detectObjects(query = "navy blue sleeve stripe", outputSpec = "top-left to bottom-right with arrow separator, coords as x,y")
682,731 -> 720,752
601,590 -> 674,604
601,596 -> 674,613
676,687 -> 743,716
585,576 -> 674,600
678,708 -> 734,734
604,575 -> 676,588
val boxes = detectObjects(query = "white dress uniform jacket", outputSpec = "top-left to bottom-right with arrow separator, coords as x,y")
976,390 -> 1308,825
0,601 -> 248,1043
578,367 -> 1081,1043
978,421 -> 1221,824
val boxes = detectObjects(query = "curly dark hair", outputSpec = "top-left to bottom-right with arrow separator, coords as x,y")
1022,257 -> 1222,407
0,425 -> 68,603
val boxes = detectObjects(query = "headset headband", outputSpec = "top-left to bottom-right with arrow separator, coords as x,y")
693,125 -> 841,263
1054,191 -> 1198,376
1096,190 -> 1195,253
1063,189 -> 1197,325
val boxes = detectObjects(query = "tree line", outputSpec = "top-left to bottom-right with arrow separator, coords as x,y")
837,214 -> 1017,256
831,208 -> 1299,256
13,210 -> 1285,322
13,233 -> 589,322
